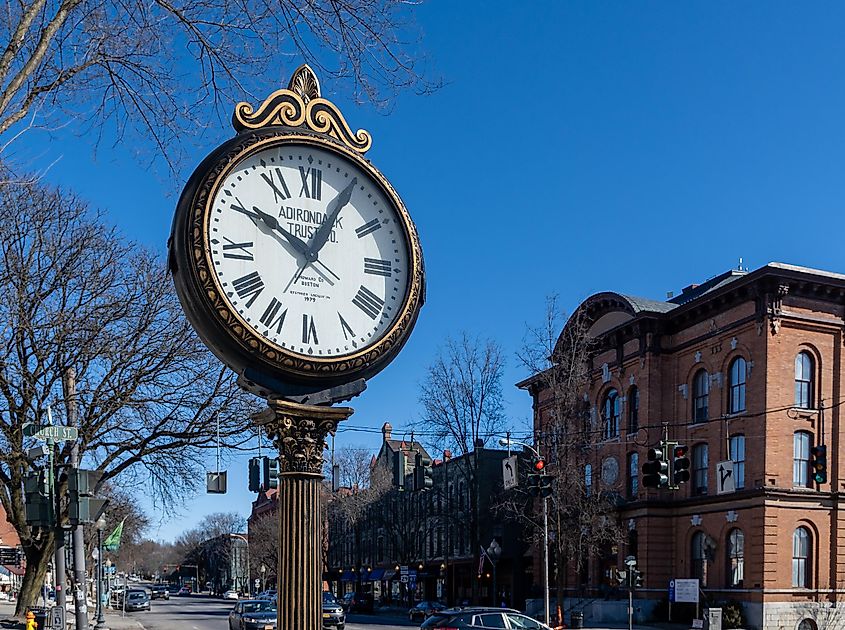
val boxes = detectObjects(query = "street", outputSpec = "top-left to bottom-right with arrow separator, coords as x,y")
104,596 -> 417,630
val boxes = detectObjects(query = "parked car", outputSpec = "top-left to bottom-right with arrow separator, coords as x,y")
322,591 -> 345,629
150,585 -> 169,600
409,600 -> 447,621
178,586 -> 192,596
223,590 -> 240,600
420,607 -> 551,629
340,592 -> 373,613
123,589 -> 151,612
228,599 -> 277,630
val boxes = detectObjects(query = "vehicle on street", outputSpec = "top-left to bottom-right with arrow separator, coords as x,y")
420,607 -> 551,629
223,590 -> 240,600
228,599 -> 277,630
178,586 -> 192,596
340,591 -> 373,613
123,589 -> 151,612
409,600 -> 447,621
150,585 -> 169,600
256,589 -> 277,600
322,592 -> 345,630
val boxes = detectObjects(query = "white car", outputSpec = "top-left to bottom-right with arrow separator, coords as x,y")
223,590 -> 239,600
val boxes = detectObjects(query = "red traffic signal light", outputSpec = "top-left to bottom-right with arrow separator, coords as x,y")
533,458 -> 546,472
674,445 -> 688,458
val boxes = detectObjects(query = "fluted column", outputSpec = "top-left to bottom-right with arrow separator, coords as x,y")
253,397 -> 353,630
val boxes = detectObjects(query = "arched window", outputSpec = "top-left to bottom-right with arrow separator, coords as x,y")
727,529 -> 744,587
729,357 -> 747,414
795,352 -> 815,409
628,386 -> 639,433
691,531 -> 708,586
794,431 -> 812,487
792,527 -> 812,588
628,452 -> 639,499
585,464 -> 593,496
602,389 -> 620,439
693,370 -> 709,423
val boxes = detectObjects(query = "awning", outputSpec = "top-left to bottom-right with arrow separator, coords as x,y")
3,565 -> 23,576
382,569 -> 397,581
340,570 -> 354,581
368,568 -> 385,581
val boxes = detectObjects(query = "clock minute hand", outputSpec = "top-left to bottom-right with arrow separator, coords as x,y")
307,177 -> 357,257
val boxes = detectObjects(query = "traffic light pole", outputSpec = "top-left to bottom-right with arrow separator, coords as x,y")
253,398 -> 353,630
65,368 -> 90,630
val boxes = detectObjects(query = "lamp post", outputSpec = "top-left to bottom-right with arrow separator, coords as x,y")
230,534 -> 250,596
260,564 -> 267,592
94,514 -> 107,629
499,438 -> 550,626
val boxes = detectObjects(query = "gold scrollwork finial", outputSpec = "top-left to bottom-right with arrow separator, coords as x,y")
231,65 -> 372,153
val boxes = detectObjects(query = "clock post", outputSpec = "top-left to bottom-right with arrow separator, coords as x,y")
169,64 -> 425,630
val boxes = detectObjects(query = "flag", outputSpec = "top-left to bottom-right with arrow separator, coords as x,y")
103,518 -> 125,552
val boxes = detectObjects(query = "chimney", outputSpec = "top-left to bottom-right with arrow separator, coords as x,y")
382,422 -> 393,441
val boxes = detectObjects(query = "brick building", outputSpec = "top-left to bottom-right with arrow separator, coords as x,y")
520,262 -> 845,630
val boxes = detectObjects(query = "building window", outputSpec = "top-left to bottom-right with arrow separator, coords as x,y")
693,443 -> 709,495
729,357 -> 747,414
691,531 -> 708,587
727,529 -> 744,587
792,527 -> 811,588
729,434 -> 745,490
692,369 -> 709,423
602,389 -> 620,439
628,386 -> 639,433
585,464 -> 593,496
628,452 -> 639,498
794,431 -> 812,487
795,352 -> 814,409
459,482 -> 465,511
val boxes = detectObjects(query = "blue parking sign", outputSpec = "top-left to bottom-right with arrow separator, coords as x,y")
669,580 -> 675,603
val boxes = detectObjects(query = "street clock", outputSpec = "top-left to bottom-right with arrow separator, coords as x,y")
169,65 -> 425,397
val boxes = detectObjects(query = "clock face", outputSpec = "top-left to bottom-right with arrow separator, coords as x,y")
206,142 -> 411,359
601,456 -> 619,485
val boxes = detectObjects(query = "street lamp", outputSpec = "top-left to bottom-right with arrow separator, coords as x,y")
499,437 -> 550,626
229,534 -> 250,596
94,514 -> 107,629
260,564 -> 266,592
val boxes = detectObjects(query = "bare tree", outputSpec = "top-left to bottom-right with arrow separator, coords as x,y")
0,174 -> 258,613
248,511 -> 277,589
515,296 -> 623,620
0,0 -> 438,168
418,333 -> 506,603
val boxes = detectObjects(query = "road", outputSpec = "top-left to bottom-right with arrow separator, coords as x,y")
106,596 -> 418,630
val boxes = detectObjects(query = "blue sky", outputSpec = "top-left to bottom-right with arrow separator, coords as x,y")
13,2 -> 845,540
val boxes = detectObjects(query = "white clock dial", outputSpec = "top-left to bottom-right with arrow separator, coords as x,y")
207,144 -> 410,358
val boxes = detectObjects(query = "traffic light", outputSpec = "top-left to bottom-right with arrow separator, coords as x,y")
394,450 -> 407,490
68,469 -> 107,525
263,456 -> 279,490
672,445 -> 691,485
414,452 -> 433,491
24,469 -> 51,527
641,444 -> 669,488
248,457 -> 261,493
538,474 -> 553,498
614,569 -> 627,586
632,568 -> 644,588
810,445 -> 828,484
527,458 -> 545,496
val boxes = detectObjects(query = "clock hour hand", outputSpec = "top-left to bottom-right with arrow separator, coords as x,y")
251,206 -> 311,257
306,177 -> 357,258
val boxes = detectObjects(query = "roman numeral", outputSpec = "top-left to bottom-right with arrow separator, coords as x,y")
364,258 -> 392,277
352,286 -> 384,320
302,314 -> 319,345
231,272 -> 264,308
214,237 -> 254,261
259,298 -> 287,334
261,168 -> 291,202
338,313 -> 355,341
298,166 -> 322,200
356,218 -> 382,238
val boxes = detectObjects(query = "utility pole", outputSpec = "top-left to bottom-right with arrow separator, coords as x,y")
47,405 -> 66,612
65,367 -> 90,630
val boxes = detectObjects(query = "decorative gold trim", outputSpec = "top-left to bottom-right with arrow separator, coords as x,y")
186,131 -> 425,382
232,67 -> 372,154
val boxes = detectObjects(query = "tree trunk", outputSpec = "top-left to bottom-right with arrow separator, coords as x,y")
15,538 -> 54,617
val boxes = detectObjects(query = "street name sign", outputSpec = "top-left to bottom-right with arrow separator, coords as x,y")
23,424 -> 78,441
502,456 -> 517,490
716,461 -> 735,495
